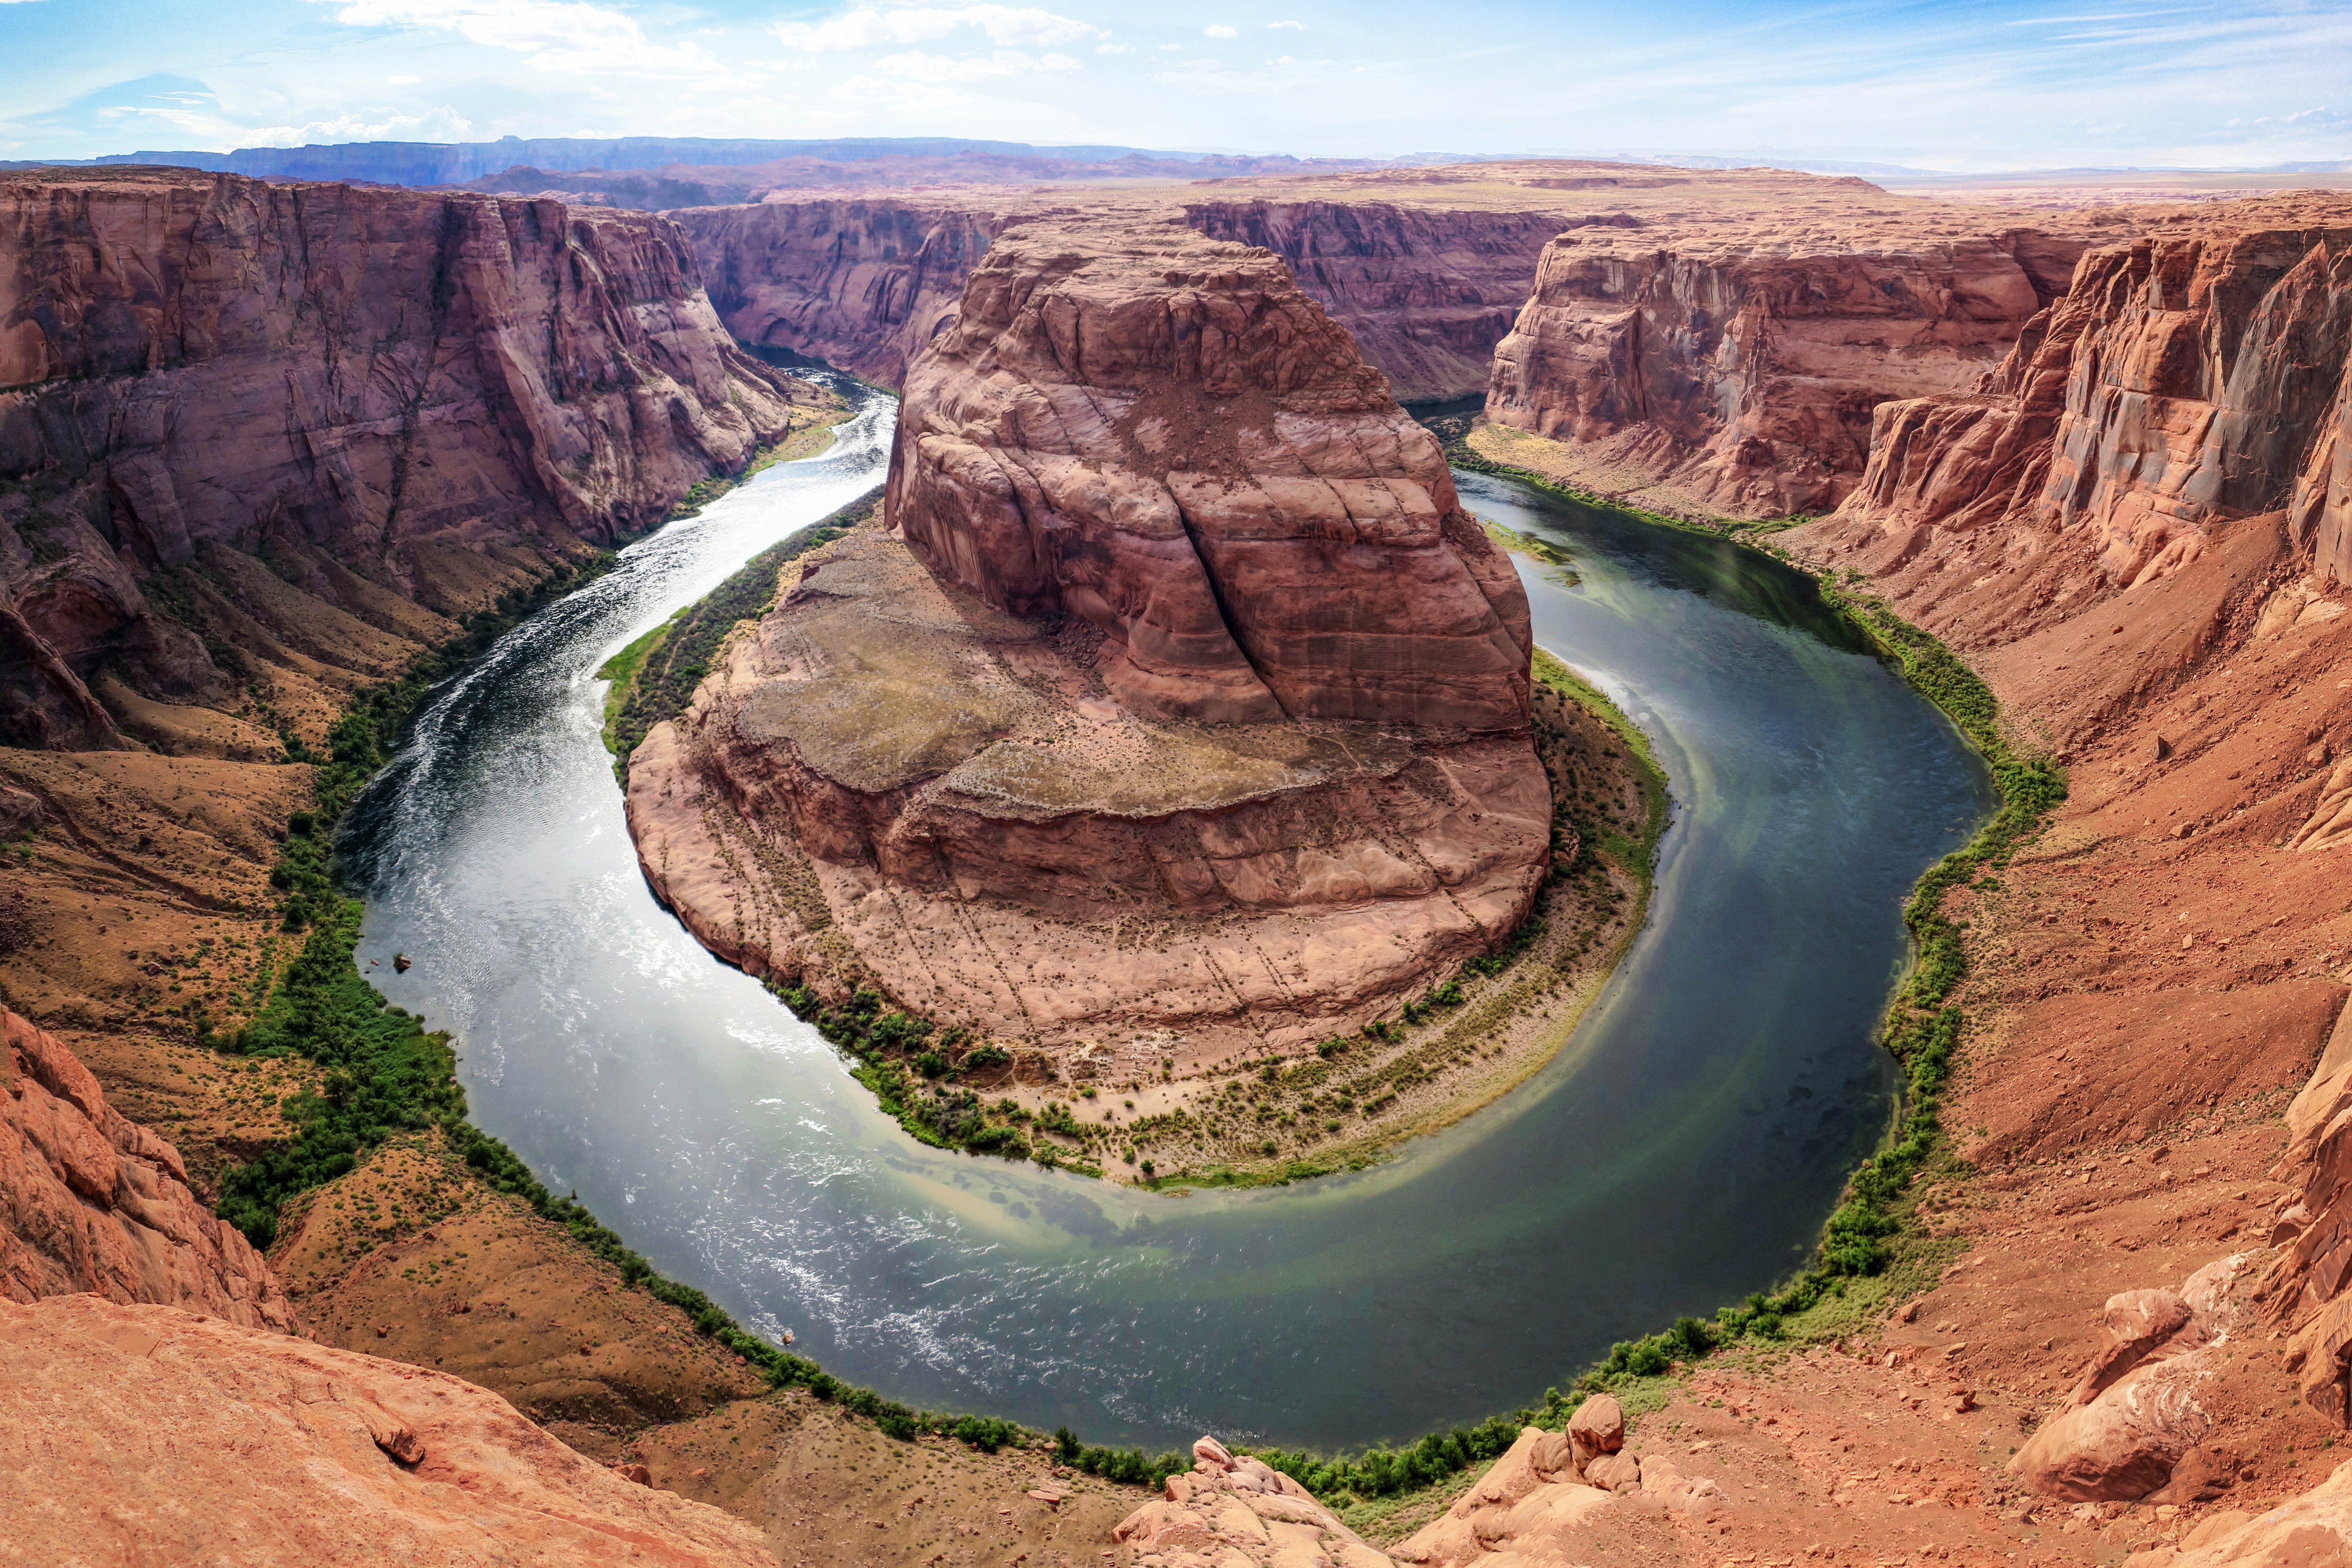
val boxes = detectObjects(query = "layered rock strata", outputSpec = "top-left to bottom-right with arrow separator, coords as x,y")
1821,197 -> 2352,609
0,1293 -> 777,1567
1,167 -> 805,749
1483,219 -> 2125,518
677,161 -> 2102,412
628,218 -> 1548,1061
2,1004 -> 290,1329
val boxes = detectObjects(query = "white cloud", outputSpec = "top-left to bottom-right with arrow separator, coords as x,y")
778,5 -> 1100,52
387,74 -> 419,83
874,48 -> 1078,80
1095,41 -> 1129,54
324,0 -> 732,79
1268,19 -> 1303,29
1204,24 -> 1236,38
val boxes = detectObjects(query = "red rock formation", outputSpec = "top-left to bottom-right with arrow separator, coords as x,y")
0,1293 -> 776,1566
889,217 -> 1532,730
2,1005 -> 290,1330
677,195 -> 1562,403
681,163 -> 1945,407
1827,196 -> 2352,602
0,167 -> 803,748
626,218 -> 1548,1063
674,197 -> 1017,387
1484,219 -> 2118,518
1113,1436 -> 1398,1568
1181,200 -> 1569,403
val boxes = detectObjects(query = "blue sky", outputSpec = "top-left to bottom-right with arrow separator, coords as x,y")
1,0 -> 2347,171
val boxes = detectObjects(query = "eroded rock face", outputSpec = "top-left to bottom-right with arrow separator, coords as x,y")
1182,200 -> 1571,403
889,217 -> 1532,730
0,1294 -> 776,1567
1,1005 -> 291,1331
1484,221 -> 2109,518
1829,197 -> 2352,593
678,194 -> 1564,403
0,168 -> 800,748
628,220 -> 1548,1060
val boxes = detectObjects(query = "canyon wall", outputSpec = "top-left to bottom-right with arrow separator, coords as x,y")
0,168 -> 805,750
1483,220 -> 2118,518
673,198 -> 1016,387
627,215 -> 1549,1064
677,191 -> 1570,401
1828,198 -> 2352,604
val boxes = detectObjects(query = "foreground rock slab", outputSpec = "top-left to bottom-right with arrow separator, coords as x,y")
0,1293 -> 777,1567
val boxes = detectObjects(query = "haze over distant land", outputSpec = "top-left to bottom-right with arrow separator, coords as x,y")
1,0 -> 2348,174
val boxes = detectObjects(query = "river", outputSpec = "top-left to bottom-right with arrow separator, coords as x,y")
343,390 -> 1996,1452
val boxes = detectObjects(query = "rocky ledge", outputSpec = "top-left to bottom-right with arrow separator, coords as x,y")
2,1004 -> 289,1329
626,217 -> 1553,1087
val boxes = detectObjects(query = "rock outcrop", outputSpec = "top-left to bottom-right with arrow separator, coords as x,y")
2010,1257 -> 2258,1501
1113,1436 -> 1395,1568
1484,218 -> 2120,518
0,1293 -> 777,1567
2,1004 -> 290,1330
1821,195 -> 2352,605
1,167 -> 804,749
627,217 -> 1548,1064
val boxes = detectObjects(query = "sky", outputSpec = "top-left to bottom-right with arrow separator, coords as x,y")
1,0 -> 2348,172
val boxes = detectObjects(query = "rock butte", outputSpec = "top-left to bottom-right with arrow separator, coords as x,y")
626,215 -> 1550,1061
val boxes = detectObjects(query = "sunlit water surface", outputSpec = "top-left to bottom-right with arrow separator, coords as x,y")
345,400 -> 1994,1450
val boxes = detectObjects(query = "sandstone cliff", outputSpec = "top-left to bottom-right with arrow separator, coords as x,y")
678,195 -> 1566,404
1482,217 -> 2126,518
0,1293 -> 777,1566
675,161 -> 2052,412
627,216 -> 1549,1070
674,197 -> 1016,388
0,167 -> 806,750
1,1004 -> 290,1328
1823,197 -> 2352,613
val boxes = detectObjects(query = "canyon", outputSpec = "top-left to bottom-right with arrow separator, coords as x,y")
0,166 -> 817,751
14,149 -> 2352,1568
672,161 -> 2127,420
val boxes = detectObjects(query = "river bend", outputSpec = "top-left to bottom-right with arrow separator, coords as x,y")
343,396 -> 1995,1451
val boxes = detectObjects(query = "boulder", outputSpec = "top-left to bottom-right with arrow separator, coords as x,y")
1116,1432 -> 1394,1568
1567,1393 -> 1625,1465
1583,1452 -> 1641,1491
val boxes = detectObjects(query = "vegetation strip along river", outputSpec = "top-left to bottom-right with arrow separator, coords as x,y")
333,394 -> 1995,1453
